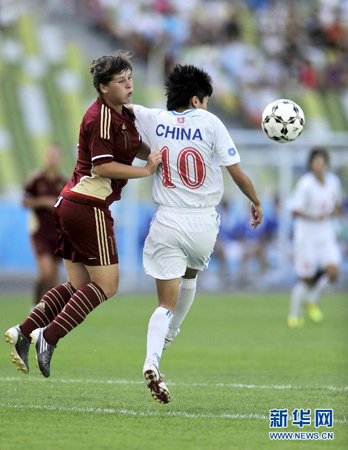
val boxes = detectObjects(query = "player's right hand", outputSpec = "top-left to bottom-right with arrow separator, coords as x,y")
250,202 -> 263,229
145,151 -> 162,175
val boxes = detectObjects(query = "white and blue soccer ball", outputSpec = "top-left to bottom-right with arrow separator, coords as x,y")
261,99 -> 305,143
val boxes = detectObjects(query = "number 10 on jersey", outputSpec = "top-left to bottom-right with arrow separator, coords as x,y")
160,146 -> 206,190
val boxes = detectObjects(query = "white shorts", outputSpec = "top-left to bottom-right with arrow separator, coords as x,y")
143,206 -> 220,280
294,237 -> 341,278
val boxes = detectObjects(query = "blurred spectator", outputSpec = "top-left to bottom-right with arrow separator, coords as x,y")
213,196 -> 279,284
232,196 -> 279,279
0,0 -> 23,29
324,51 -> 346,90
299,60 -> 321,89
325,16 -> 346,48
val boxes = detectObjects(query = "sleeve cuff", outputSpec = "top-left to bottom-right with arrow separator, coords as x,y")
92,155 -> 114,166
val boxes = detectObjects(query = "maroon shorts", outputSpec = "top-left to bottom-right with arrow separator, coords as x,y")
31,232 -> 60,260
53,194 -> 118,266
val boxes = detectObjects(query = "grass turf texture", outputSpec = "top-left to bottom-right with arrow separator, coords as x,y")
0,293 -> 347,449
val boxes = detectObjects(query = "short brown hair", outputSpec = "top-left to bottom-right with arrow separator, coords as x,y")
90,51 -> 133,94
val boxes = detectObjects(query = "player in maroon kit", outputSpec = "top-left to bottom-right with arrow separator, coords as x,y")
5,52 -> 162,377
23,145 -> 67,306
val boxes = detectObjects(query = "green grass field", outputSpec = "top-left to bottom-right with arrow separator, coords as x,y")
0,292 -> 347,449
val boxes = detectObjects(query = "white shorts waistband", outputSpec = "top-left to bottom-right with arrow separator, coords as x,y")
158,205 -> 216,214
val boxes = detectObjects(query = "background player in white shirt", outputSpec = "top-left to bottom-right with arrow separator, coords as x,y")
128,65 -> 263,404
287,148 -> 342,328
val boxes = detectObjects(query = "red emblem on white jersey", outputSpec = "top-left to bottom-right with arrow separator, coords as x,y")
177,117 -> 185,125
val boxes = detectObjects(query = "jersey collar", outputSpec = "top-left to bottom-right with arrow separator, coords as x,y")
170,109 -> 195,116
98,96 -> 131,120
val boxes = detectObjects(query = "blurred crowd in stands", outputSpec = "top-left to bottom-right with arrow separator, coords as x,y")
46,0 -> 348,127
1,0 -> 348,127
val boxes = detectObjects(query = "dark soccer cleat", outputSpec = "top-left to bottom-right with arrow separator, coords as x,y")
30,328 -> 56,378
143,361 -> 171,404
4,325 -> 30,374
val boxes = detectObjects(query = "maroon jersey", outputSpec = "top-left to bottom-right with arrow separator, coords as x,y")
64,97 -> 141,206
24,171 -> 67,237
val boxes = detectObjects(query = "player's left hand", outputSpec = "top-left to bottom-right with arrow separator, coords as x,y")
250,202 -> 263,229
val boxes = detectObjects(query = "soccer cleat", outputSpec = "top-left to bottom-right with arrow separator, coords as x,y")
287,316 -> 305,328
30,328 -> 56,378
163,327 -> 180,350
4,325 -> 30,374
307,304 -> 324,323
143,361 -> 171,404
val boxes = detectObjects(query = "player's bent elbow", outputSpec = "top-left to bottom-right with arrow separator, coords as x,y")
227,164 -> 246,183
94,163 -> 109,177
232,172 -> 248,188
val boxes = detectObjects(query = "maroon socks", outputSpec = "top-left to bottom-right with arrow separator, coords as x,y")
20,282 -> 75,339
44,282 -> 106,346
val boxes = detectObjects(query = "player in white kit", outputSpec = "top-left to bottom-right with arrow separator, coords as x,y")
128,65 -> 263,404
287,148 -> 342,328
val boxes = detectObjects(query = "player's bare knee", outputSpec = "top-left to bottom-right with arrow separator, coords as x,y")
45,269 -> 58,285
301,277 -> 313,286
158,300 -> 175,313
68,278 -> 86,291
326,266 -> 338,282
40,267 -> 53,281
105,285 -> 118,299
99,278 -> 119,299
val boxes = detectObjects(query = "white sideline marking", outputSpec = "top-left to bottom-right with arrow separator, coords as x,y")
0,402 -> 266,420
0,376 -> 347,392
0,403 -> 346,424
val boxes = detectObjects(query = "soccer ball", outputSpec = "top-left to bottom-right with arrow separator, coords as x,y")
261,99 -> 305,143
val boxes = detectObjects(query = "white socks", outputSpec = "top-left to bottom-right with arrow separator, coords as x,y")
145,306 -> 172,366
168,277 -> 197,338
145,277 -> 198,368
308,274 -> 330,305
289,281 -> 310,317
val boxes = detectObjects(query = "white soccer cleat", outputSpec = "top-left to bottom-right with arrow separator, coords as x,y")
4,325 -> 30,374
163,327 -> 180,350
143,361 -> 171,404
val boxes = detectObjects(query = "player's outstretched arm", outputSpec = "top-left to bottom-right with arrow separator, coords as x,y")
226,163 -> 263,229
95,151 -> 162,180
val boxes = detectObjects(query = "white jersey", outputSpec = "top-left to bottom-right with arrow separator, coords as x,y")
288,172 -> 342,242
133,105 -> 240,208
